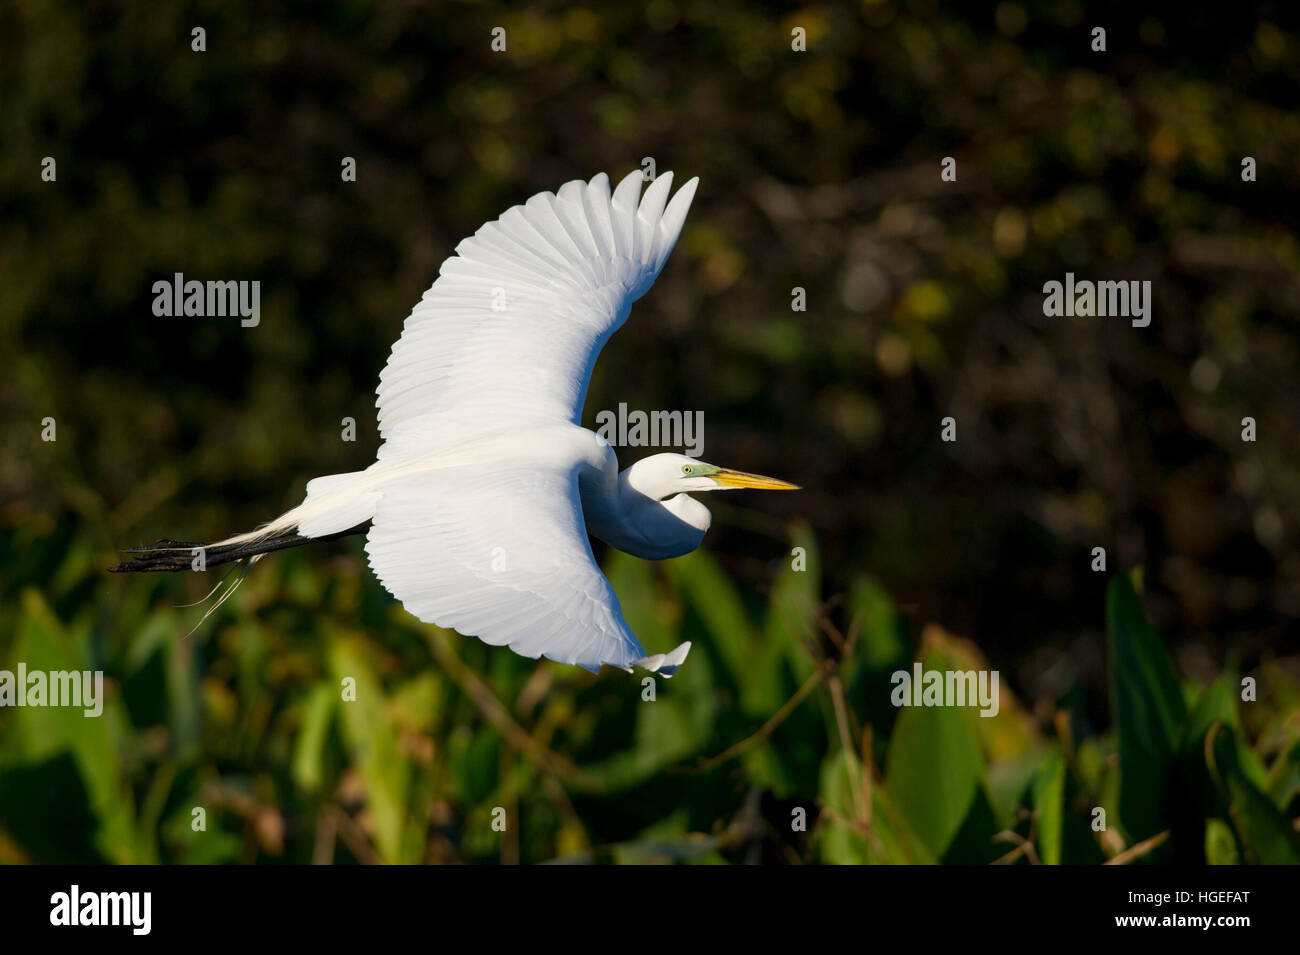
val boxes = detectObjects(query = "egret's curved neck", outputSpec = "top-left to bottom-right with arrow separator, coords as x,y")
579,450 -> 710,560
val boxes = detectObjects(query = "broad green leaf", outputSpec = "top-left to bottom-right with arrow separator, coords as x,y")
329,632 -> 410,863
884,646 -> 989,859
1107,574 -> 1184,841
818,748 -> 934,864
869,783 -> 938,864
928,627 -> 1044,825
0,591 -> 142,863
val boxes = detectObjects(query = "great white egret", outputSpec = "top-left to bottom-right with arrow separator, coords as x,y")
114,170 -> 799,677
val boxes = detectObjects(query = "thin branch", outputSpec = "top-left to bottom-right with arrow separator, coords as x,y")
692,659 -> 836,772
1104,830 -> 1170,865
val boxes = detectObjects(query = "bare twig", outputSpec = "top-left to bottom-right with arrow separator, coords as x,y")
693,659 -> 837,772
1104,830 -> 1170,865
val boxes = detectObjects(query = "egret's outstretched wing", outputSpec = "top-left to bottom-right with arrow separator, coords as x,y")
363,460 -> 691,675
374,169 -> 698,456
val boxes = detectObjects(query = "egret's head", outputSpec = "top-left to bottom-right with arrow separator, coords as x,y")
629,453 -> 800,500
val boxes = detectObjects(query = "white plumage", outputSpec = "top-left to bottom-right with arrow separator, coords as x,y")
188,169 -> 797,677
375,170 -> 695,452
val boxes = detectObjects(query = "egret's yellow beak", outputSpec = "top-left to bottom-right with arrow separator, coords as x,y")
711,468 -> 801,490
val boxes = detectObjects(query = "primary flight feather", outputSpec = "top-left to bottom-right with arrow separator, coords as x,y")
114,170 -> 799,677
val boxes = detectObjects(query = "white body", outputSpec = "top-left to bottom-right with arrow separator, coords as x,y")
214,170 -> 789,677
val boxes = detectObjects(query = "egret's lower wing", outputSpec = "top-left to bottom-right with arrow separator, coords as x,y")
364,464 -> 689,676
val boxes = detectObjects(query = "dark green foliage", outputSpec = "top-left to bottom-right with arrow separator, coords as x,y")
0,519 -> 1294,864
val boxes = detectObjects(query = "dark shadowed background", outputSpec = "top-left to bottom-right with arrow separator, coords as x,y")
1,0 -> 1298,864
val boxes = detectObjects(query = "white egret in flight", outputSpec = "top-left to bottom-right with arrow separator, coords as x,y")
114,170 -> 799,677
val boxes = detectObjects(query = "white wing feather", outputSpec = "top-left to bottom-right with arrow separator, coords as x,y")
359,170 -> 698,674
375,170 -> 697,453
363,461 -> 688,674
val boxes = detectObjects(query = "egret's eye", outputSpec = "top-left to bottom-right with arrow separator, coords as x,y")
681,465 -> 692,474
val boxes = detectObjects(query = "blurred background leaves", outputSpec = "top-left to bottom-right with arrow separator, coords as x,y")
1,0 -> 1299,862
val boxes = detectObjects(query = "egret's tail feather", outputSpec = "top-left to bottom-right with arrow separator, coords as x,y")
181,557 -> 259,638
111,468 -> 382,573
109,527 -> 365,573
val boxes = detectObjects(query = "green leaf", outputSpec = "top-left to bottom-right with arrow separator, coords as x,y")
764,519 -> 821,684
849,576 -> 910,677
668,550 -> 784,714
1180,673 -> 1237,748
604,550 -> 673,651
1177,671 -> 1268,786
1204,818 -> 1239,865
870,785 -> 938,864
845,577 -> 912,759
291,682 -> 335,794
1107,574 -> 1185,841
1265,736 -> 1300,811
1032,752 -> 1066,865
818,748 -> 935,864
818,748 -> 868,864
1206,722 -> 1300,865
0,590 -> 143,863
161,797 -> 243,864
329,632 -> 411,863
884,646 -> 989,859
